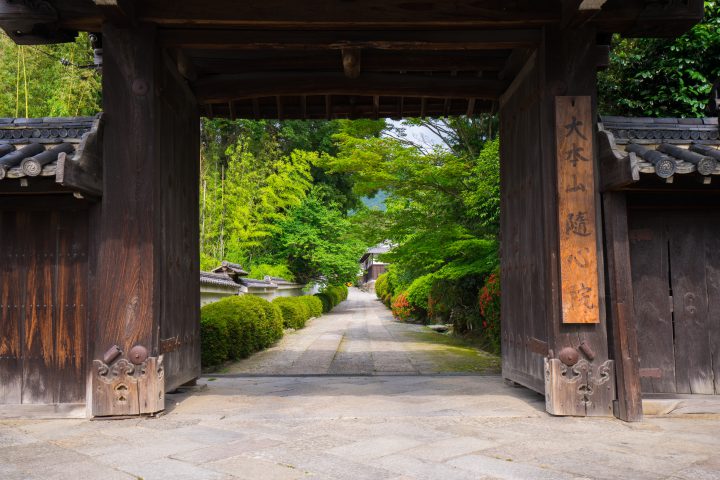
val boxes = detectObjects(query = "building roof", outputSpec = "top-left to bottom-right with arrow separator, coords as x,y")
0,117 -> 95,183
360,243 -> 392,263
200,271 -> 241,289
0,116 -> 103,199
212,260 -> 249,279
599,116 -> 720,190
240,278 -> 278,289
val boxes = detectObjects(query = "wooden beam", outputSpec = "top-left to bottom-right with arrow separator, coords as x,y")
161,29 -> 542,51
93,0 -> 136,25
175,49 -> 198,82
0,0 -> 76,44
140,1 -> 557,28
342,48 -> 361,79
372,95 -> 380,119
598,129 -> 639,192
194,72 -> 508,103
190,51 -> 509,75
603,192 -> 643,422
466,98 -> 476,117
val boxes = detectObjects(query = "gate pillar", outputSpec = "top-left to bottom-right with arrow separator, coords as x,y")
90,24 -> 200,417
500,26 -> 615,417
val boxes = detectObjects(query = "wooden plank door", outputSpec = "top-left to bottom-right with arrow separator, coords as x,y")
628,213 -> 676,393
629,209 -> 719,395
667,212 -> 714,394
0,208 -> 88,406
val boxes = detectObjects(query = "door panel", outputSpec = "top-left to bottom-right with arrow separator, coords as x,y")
0,208 -> 88,405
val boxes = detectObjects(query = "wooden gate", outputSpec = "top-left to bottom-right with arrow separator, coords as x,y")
0,205 -> 88,408
629,208 -> 720,395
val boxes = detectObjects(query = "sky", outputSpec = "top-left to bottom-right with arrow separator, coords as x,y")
386,119 -> 445,150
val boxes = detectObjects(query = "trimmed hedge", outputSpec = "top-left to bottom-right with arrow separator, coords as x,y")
314,292 -> 333,313
298,295 -> 323,318
200,295 -> 284,368
272,297 -> 310,329
201,290 -> 350,368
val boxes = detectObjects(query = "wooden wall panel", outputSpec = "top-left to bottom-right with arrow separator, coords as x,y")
0,211 -> 22,404
628,212 -> 675,394
668,213 -> 714,394
500,54 -> 548,393
21,211 -> 55,405
156,54 -> 201,391
0,204 -> 89,406
705,218 -> 720,394
55,212 -> 88,404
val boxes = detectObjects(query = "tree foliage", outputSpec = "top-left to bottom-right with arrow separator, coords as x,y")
0,32 -> 100,117
599,1 -> 720,117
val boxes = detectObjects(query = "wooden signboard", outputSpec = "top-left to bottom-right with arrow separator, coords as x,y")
555,96 -> 600,324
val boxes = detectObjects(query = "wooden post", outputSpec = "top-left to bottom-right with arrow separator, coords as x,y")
500,25 -> 615,418
90,24 -> 200,417
602,192 -> 643,422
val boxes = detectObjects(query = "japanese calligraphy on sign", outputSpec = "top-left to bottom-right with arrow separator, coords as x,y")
556,96 -> 600,324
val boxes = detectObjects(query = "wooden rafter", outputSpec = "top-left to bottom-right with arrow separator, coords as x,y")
161,29 -> 542,51
189,51 -> 509,76
194,72 -> 508,103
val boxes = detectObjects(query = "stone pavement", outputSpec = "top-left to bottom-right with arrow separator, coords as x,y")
225,288 -> 499,375
2,376 -> 720,480
1,290 -> 719,479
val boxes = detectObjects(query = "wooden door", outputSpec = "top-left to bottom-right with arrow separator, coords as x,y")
0,207 -> 88,405
629,209 -> 720,395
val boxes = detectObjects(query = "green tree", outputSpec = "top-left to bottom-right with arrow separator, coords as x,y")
0,32 -> 100,117
599,1 -> 720,117
272,186 -> 366,285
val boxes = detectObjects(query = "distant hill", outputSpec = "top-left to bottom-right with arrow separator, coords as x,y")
361,191 -> 387,211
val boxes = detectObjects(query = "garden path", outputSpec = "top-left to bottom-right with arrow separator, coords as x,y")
223,288 -> 499,375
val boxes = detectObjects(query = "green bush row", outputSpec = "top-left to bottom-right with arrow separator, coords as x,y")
272,295 -> 323,329
200,295 -> 284,367
201,294 -> 327,368
315,284 -> 348,313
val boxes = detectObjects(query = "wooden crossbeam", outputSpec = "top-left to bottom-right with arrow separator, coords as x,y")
141,1 -> 557,28
189,51 -> 509,75
93,0 -> 136,25
194,72 -> 508,103
161,29 -> 542,51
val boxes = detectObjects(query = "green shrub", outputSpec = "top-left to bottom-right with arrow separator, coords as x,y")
323,285 -> 348,306
273,297 -> 309,329
315,292 -> 333,313
200,311 -> 229,368
298,295 -> 323,318
375,273 -> 389,299
200,295 -> 285,368
243,295 -> 283,348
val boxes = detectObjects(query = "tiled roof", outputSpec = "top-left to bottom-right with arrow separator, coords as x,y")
601,116 -> 719,145
240,278 -> 278,289
200,271 -> 240,289
599,117 -> 720,185
0,117 -> 96,182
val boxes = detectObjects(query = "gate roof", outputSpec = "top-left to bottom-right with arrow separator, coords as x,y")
0,1 -> 705,120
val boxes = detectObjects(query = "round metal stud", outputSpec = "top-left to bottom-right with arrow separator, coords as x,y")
129,345 -> 149,365
558,347 -> 580,367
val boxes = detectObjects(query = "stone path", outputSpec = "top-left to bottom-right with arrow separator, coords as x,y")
2,290 -> 720,479
2,376 -> 720,480
225,288 -> 499,375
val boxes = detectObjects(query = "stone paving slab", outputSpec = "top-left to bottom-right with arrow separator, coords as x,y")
2,291 -> 720,479
2,375 -> 720,479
